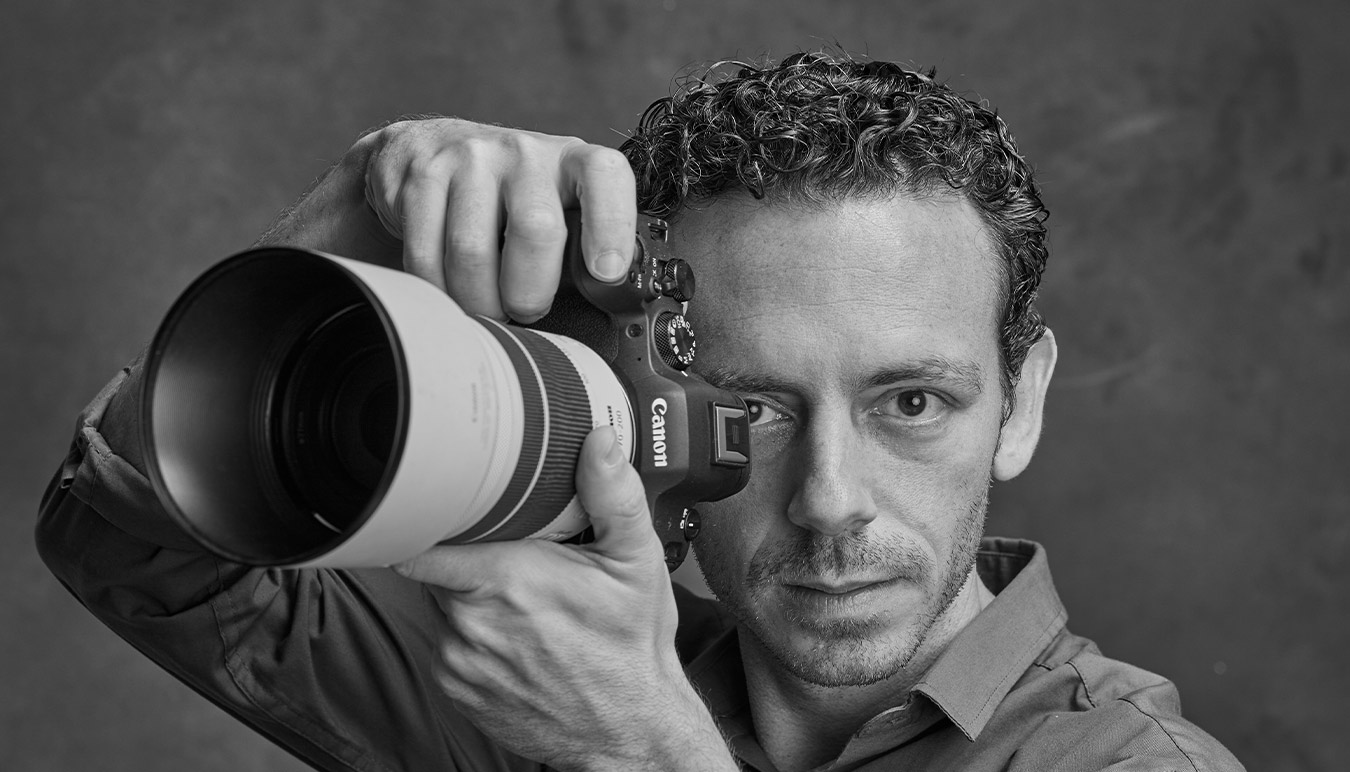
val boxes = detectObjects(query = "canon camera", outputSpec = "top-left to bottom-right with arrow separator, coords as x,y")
141,214 -> 751,570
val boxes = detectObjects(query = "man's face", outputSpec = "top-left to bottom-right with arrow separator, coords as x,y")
677,192 -> 1007,687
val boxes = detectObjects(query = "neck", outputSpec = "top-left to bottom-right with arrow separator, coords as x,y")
741,567 -> 995,772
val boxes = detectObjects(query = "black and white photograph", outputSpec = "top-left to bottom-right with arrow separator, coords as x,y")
2,1 -> 1345,770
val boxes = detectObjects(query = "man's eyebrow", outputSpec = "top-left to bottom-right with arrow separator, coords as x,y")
697,366 -> 789,395
699,357 -> 985,396
858,357 -> 986,395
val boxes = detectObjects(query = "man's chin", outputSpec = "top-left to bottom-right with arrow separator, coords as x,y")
741,598 -> 928,688
749,620 -> 921,688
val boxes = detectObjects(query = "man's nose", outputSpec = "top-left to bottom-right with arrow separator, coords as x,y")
784,413 -> 879,536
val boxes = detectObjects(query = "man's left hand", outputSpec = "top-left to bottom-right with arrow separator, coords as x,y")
394,426 -> 734,771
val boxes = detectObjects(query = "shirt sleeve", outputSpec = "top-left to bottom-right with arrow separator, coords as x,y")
35,356 -> 539,772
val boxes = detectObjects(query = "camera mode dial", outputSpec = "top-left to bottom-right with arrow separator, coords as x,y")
655,312 -> 696,371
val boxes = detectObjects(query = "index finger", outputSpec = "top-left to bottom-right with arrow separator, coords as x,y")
559,144 -> 638,283
393,541 -> 520,595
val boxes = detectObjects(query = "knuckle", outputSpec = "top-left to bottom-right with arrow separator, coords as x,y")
501,130 -> 534,157
569,144 -> 635,191
550,134 -> 587,152
363,124 -> 398,158
436,638 -> 459,668
505,129 -> 568,158
433,659 -> 483,703
506,206 -> 566,245
364,145 -> 396,190
375,121 -> 423,162
445,229 -> 498,261
579,145 -> 632,178
381,119 -> 492,173
377,119 -> 414,142
613,475 -> 649,517
403,150 -> 453,183
623,490 -> 650,519
433,664 -> 460,696
455,133 -> 501,161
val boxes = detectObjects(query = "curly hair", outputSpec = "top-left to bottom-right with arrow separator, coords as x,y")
620,52 -> 1049,402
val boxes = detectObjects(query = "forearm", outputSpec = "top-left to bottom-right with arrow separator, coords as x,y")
252,129 -> 401,268
35,359 -> 514,771
35,360 -> 322,757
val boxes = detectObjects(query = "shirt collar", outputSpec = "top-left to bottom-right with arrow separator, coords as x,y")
912,537 -> 1068,740
683,538 -> 1068,748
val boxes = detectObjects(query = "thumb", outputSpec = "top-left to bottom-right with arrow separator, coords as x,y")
575,426 -> 658,564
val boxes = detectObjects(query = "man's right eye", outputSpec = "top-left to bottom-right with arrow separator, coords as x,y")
745,399 -> 789,427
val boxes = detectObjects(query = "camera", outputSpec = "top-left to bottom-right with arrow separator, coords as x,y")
141,214 -> 751,570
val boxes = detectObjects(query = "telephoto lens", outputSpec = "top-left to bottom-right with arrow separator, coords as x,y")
143,248 -> 634,567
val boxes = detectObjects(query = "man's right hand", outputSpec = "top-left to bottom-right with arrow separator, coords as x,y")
362,118 -> 637,322
265,117 -> 639,324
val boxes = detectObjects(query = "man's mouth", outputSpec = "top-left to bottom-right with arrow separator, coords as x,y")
784,576 -> 901,596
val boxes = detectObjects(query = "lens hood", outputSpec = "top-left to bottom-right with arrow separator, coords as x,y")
143,248 -> 633,567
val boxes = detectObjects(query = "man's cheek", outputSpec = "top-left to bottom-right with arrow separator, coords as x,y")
690,508 -> 745,569
690,505 -> 760,587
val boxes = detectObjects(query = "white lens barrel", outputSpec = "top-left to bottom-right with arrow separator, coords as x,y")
291,255 -> 633,567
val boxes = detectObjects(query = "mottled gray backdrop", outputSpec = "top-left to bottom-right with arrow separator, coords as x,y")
3,1 -> 1346,770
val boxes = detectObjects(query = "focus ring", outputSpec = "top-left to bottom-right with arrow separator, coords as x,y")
443,320 -> 592,543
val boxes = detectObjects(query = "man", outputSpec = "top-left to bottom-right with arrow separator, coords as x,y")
38,52 -> 1244,770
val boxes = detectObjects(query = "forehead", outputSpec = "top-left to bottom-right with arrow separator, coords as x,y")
671,193 -> 1002,382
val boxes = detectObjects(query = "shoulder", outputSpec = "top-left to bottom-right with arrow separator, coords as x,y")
1005,632 -> 1246,772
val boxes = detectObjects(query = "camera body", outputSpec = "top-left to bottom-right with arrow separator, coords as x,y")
141,214 -> 750,571
560,214 -> 751,568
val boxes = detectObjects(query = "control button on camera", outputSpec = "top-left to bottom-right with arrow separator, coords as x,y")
712,404 -> 750,466
680,507 -> 702,541
659,258 -> 696,302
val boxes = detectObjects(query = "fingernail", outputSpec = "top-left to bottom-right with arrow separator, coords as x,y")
602,428 -> 627,468
506,302 -> 551,326
512,307 -> 550,326
594,250 -> 629,283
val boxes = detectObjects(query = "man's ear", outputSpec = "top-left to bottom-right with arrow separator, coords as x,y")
993,328 -> 1058,481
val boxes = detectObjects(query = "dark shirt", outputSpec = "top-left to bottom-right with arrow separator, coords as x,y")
37,361 -> 1245,771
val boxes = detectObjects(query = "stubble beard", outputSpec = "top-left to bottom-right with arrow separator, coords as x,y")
696,486 -> 989,688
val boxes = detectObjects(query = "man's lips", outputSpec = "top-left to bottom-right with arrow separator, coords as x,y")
783,577 -> 901,595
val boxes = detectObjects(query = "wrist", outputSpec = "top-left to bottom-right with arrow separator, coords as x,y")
253,130 -> 400,266
577,669 -> 738,772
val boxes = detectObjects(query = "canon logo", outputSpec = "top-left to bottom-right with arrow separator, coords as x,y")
650,398 -> 669,468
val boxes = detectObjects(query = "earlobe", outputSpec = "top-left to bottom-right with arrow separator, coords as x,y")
993,328 -> 1058,481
